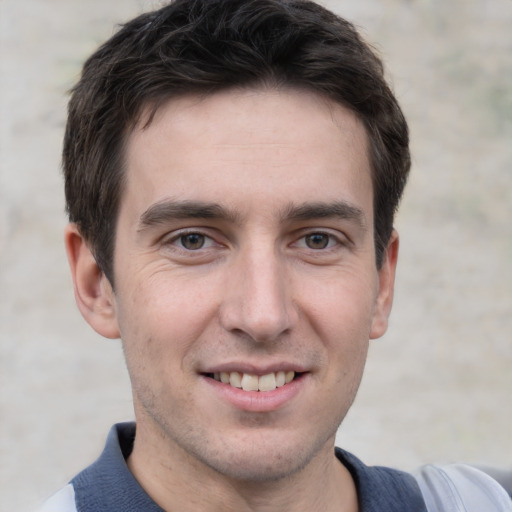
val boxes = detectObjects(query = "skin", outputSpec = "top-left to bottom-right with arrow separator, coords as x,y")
65,87 -> 399,512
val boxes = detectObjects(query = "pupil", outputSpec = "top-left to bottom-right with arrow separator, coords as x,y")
306,233 -> 328,249
181,233 -> 205,250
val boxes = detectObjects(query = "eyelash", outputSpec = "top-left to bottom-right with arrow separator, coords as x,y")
164,230 -> 218,251
163,229 -> 345,253
293,231 -> 342,251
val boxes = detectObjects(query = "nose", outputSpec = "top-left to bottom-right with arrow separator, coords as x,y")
219,245 -> 298,343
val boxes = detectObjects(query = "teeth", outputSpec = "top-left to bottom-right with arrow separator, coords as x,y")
258,373 -> 276,392
241,373 -> 259,391
212,371 -> 296,392
229,371 -> 242,388
275,371 -> 286,387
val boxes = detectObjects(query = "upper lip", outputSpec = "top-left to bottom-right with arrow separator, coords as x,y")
200,361 -> 310,376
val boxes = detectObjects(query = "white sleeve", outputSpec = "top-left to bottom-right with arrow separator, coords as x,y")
34,484 -> 77,512
415,464 -> 512,512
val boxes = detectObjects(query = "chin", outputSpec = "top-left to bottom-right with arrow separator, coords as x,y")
193,429 -> 334,483
205,450 -> 311,483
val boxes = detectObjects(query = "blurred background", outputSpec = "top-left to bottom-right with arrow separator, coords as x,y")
1,0 -> 511,509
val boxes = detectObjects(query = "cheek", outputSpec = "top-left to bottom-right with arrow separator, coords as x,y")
115,272 -> 220,366
303,268 -> 378,342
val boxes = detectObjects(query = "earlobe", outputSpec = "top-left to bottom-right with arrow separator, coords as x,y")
64,224 -> 120,339
369,230 -> 399,340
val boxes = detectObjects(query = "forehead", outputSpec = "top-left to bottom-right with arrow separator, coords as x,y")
122,87 -> 373,221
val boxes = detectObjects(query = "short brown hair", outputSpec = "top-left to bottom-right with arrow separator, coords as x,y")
64,0 -> 410,283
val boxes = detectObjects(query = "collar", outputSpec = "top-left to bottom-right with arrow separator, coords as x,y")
72,422 -> 426,512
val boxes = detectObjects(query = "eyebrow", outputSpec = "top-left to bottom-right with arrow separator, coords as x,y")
137,198 -> 367,232
281,201 -> 367,228
138,199 -> 241,231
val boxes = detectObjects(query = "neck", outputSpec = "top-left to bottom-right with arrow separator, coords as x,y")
127,424 -> 358,512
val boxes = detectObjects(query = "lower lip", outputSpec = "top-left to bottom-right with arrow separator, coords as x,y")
201,374 -> 307,412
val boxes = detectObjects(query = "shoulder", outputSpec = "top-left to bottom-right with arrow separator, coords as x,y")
335,448 -> 427,511
35,484 -> 77,512
415,464 -> 512,512
34,423 -> 136,512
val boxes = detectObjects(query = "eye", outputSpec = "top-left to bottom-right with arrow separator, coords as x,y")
304,233 -> 332,250
295,232 -> 340,251
179,233 -> 207,250
166,231 -> 218,251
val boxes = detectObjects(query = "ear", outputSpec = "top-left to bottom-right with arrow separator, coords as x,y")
370,229 -> 399,340
64,224 -> 120,339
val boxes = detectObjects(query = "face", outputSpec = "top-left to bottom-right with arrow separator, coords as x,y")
97,88 -> 397,481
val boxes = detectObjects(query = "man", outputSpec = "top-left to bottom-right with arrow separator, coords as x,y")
39,0 -> 511,511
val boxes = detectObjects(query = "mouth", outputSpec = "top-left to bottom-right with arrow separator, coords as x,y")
203,371 -> 303,392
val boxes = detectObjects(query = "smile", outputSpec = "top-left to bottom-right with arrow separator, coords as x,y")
208,371 -> 296,392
